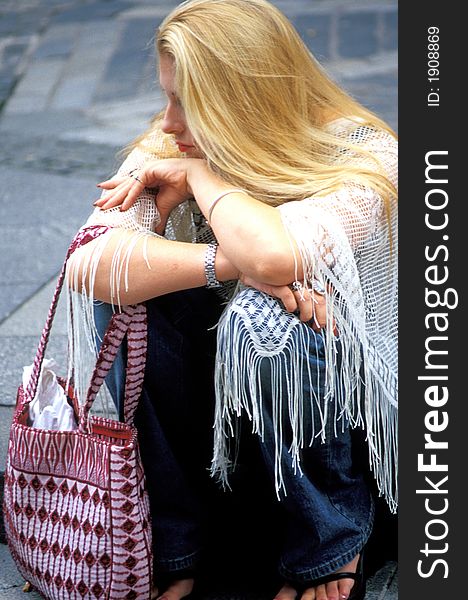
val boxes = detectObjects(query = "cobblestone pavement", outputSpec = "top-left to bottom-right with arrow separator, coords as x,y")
0,1 -> 397,598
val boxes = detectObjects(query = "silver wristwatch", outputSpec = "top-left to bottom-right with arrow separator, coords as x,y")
204,242 -> 223,289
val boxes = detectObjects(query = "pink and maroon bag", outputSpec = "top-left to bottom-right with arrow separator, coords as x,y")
3,227 -> 153,599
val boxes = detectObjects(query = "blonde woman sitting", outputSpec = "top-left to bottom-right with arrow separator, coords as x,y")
68,1 -> 398,600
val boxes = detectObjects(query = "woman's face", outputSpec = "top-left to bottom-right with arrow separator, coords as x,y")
159,54 -> 202,157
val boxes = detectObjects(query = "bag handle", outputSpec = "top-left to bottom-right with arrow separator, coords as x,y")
79,303 -> 147,432
23,225 -> 147,428
24,226 -> 109,405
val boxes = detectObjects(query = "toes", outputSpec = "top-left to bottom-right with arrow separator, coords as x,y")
337,578 -> 355,600
314,584 -> 328,600
324,581 -> 340,600
157,578 -> 194,600
274,584 -> 297,600
299,586 -> 316,600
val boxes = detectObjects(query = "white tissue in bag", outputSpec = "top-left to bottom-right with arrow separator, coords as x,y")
23,358 -> 77,431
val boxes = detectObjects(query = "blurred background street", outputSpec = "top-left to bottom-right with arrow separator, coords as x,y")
0,1 -> 397,597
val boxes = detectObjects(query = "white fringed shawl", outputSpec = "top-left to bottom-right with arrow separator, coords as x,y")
212,121 -> 398,513
66,118 -> 398,513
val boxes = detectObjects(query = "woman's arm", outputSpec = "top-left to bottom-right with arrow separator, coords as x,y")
187,163 -> 302,285
68,229 -> 239,305
96,159 -> 303,286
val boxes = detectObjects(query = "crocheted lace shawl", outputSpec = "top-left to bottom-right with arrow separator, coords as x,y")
66,118 -> 398,513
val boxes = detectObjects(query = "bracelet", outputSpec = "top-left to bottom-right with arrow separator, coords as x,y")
207,188 -> 245,225
204,242 -> 223,288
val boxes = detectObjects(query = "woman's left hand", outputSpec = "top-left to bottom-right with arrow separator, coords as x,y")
240,275 -> 330,331
95,158 -> 202,234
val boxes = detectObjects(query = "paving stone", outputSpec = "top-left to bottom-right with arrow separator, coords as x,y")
94,18 -> 158,102
0,129 -> 119,177
0,284 -> 40,324
50,21 -> 123,109
0,335 -> 68,407
0,167 -> 96,321
338,12 -> 379,59
32,24 -> 78,60
51,1 -> 132,24
0,280 -> 67,337
1,41 -> 30,70
0,543 -> 42,598
292,14 -> 332,60
3,58 -> 64,114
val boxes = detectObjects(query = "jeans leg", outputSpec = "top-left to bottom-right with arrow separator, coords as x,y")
93,288 -> 224,575
224,289 -> 374,583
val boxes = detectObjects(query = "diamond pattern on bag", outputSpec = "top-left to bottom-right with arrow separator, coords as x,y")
54,574 -> 63,589
62,512 -> 71,528
70,482 -> 79,498
94,522 -> 106,538
121,500 -> 134,515
71,515 -> 80,531
30,476 -> 42,491
80,485 -> 90,503
126,573 -> 138,587
82,518 -> 92,535
92,489 -> 101,505
28,535 -> 38,550
65,577 -> 74,593
46,477 -> 58,494
102,491 -> 110,508
73,548 -> 83,564
62,544 -> 71,560
51,541 -> 61,557
123,537 -> 137,552
91,582 -> 104,598
24,504 -> 35,519
119,482 -> 133,497
124,590 -> 138,600
39,538 -> 49,554
85,551 -> 96,568
50,509 -> 60,525
99,553 -> 111,568
13,501 -> 21,515
77,581 -> 89,597
59,480 -> 69,496
122,519 -> 137,534
17,473 -> 28,489
44,570 -> 52,585
123,556 -> 137,570
37,506 -> 47,523
120,463 -> 132,478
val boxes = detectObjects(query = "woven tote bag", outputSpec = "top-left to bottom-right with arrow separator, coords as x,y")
3,227 -> 153,599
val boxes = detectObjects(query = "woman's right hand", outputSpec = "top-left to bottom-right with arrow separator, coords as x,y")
95,158 -> 200,234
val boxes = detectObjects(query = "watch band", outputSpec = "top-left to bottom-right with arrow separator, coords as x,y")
204,242 -> 223,289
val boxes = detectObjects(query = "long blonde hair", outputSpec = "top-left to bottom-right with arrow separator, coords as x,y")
143,0 -> 396,208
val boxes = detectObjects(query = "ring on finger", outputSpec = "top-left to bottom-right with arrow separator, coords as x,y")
289,280 -> 303,292
128,169 -> 144,184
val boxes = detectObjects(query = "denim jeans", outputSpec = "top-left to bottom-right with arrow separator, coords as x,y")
94,287 -> 373,584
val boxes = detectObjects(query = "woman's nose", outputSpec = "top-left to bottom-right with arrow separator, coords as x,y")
160,104 -> 184,135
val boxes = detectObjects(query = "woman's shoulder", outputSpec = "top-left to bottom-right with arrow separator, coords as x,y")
327,116 -> 397,152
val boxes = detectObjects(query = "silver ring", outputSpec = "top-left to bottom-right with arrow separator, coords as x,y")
128,169 -> 144,184
290,280 -> 303,292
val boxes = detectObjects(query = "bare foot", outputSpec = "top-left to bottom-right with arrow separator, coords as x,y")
274,554 -> 360,600
151,578 -> 194,600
